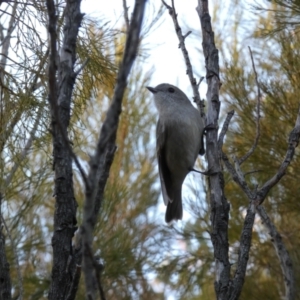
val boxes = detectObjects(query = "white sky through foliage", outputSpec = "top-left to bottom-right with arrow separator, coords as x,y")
81,0 -> 208,96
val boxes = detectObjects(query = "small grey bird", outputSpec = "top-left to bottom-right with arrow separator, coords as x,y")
147,83 -> 204,223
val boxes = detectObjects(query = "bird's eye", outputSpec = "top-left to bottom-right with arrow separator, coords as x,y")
168,87 -> 175,93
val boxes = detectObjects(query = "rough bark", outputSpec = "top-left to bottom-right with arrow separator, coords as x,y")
196,1 -> 231,299
257,205 -> 295,300
46,0 -> 83,299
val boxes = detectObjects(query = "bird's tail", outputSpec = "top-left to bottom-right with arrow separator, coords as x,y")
165,188 -> 182,223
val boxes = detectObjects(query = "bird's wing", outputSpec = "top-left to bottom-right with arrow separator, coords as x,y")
156,119 -> 173,205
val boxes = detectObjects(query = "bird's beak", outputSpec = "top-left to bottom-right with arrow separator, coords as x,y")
146,86 -> 158,94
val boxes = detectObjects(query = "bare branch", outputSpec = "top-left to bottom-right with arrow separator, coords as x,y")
122,0 -> 130,32
218,112 -> 257,298
162,0 -> 205,117
230,203 -> 256,299
0,0 -> 17,82
74,58 -> 89,77
221,151 -> 254,200
257,205 -> 295,300
46,0 -> 88,188
81,1 -> 146,299
256,106 -> 300,205
196,1 -> 232,297
220,63 -> 299,300
217,110 -> 234,151
66,265 -> 82,300
180,30 -> 192,44
238,47 -> 262,165
197,76 -> 205,87
244,169 -> 262,176
47,0 -> 84,299
220,69 -> 299,300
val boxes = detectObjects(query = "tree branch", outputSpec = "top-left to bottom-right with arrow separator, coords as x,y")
81,1 -> 146,299
230,203 -> 256,299
238,47 -> 261,165
256,106 -> 300,205
46,0 -> 84,299
196,1 -> 231,298
162,0 -> 205,117
219,63 -> 299,300
122,0 -> 130,33
217,110 -> 234,151
257,205 -> 295,300
218,111 -> 257,298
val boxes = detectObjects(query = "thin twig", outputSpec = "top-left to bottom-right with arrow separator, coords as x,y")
5,106 -> 42,188
74,58 -> 89,77
218,110 -> 254,200
238,47 -> 261,165
122,0 -> 130,32
162,0 -> 205,117
256,106 -> 300,205
197,76 -> 205,88
221,151 -> 254,200
244,169 -> 262,176
217,110 -> 234,151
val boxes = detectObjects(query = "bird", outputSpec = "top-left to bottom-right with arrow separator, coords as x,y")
147,83 -> 204,223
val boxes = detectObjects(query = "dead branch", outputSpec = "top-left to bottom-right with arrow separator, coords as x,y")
196,1 -> 232,298
122,0 -> 130,33
219,64 -> 299,300
257,205 -> 295,300
162,0 -> 205,117
81,1 -> 146,299
256,107 -> 300,204
217,110 -> 234,151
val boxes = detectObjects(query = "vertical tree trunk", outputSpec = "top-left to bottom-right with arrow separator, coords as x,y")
196,1 -> 231,298
47,0 -> 83,299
